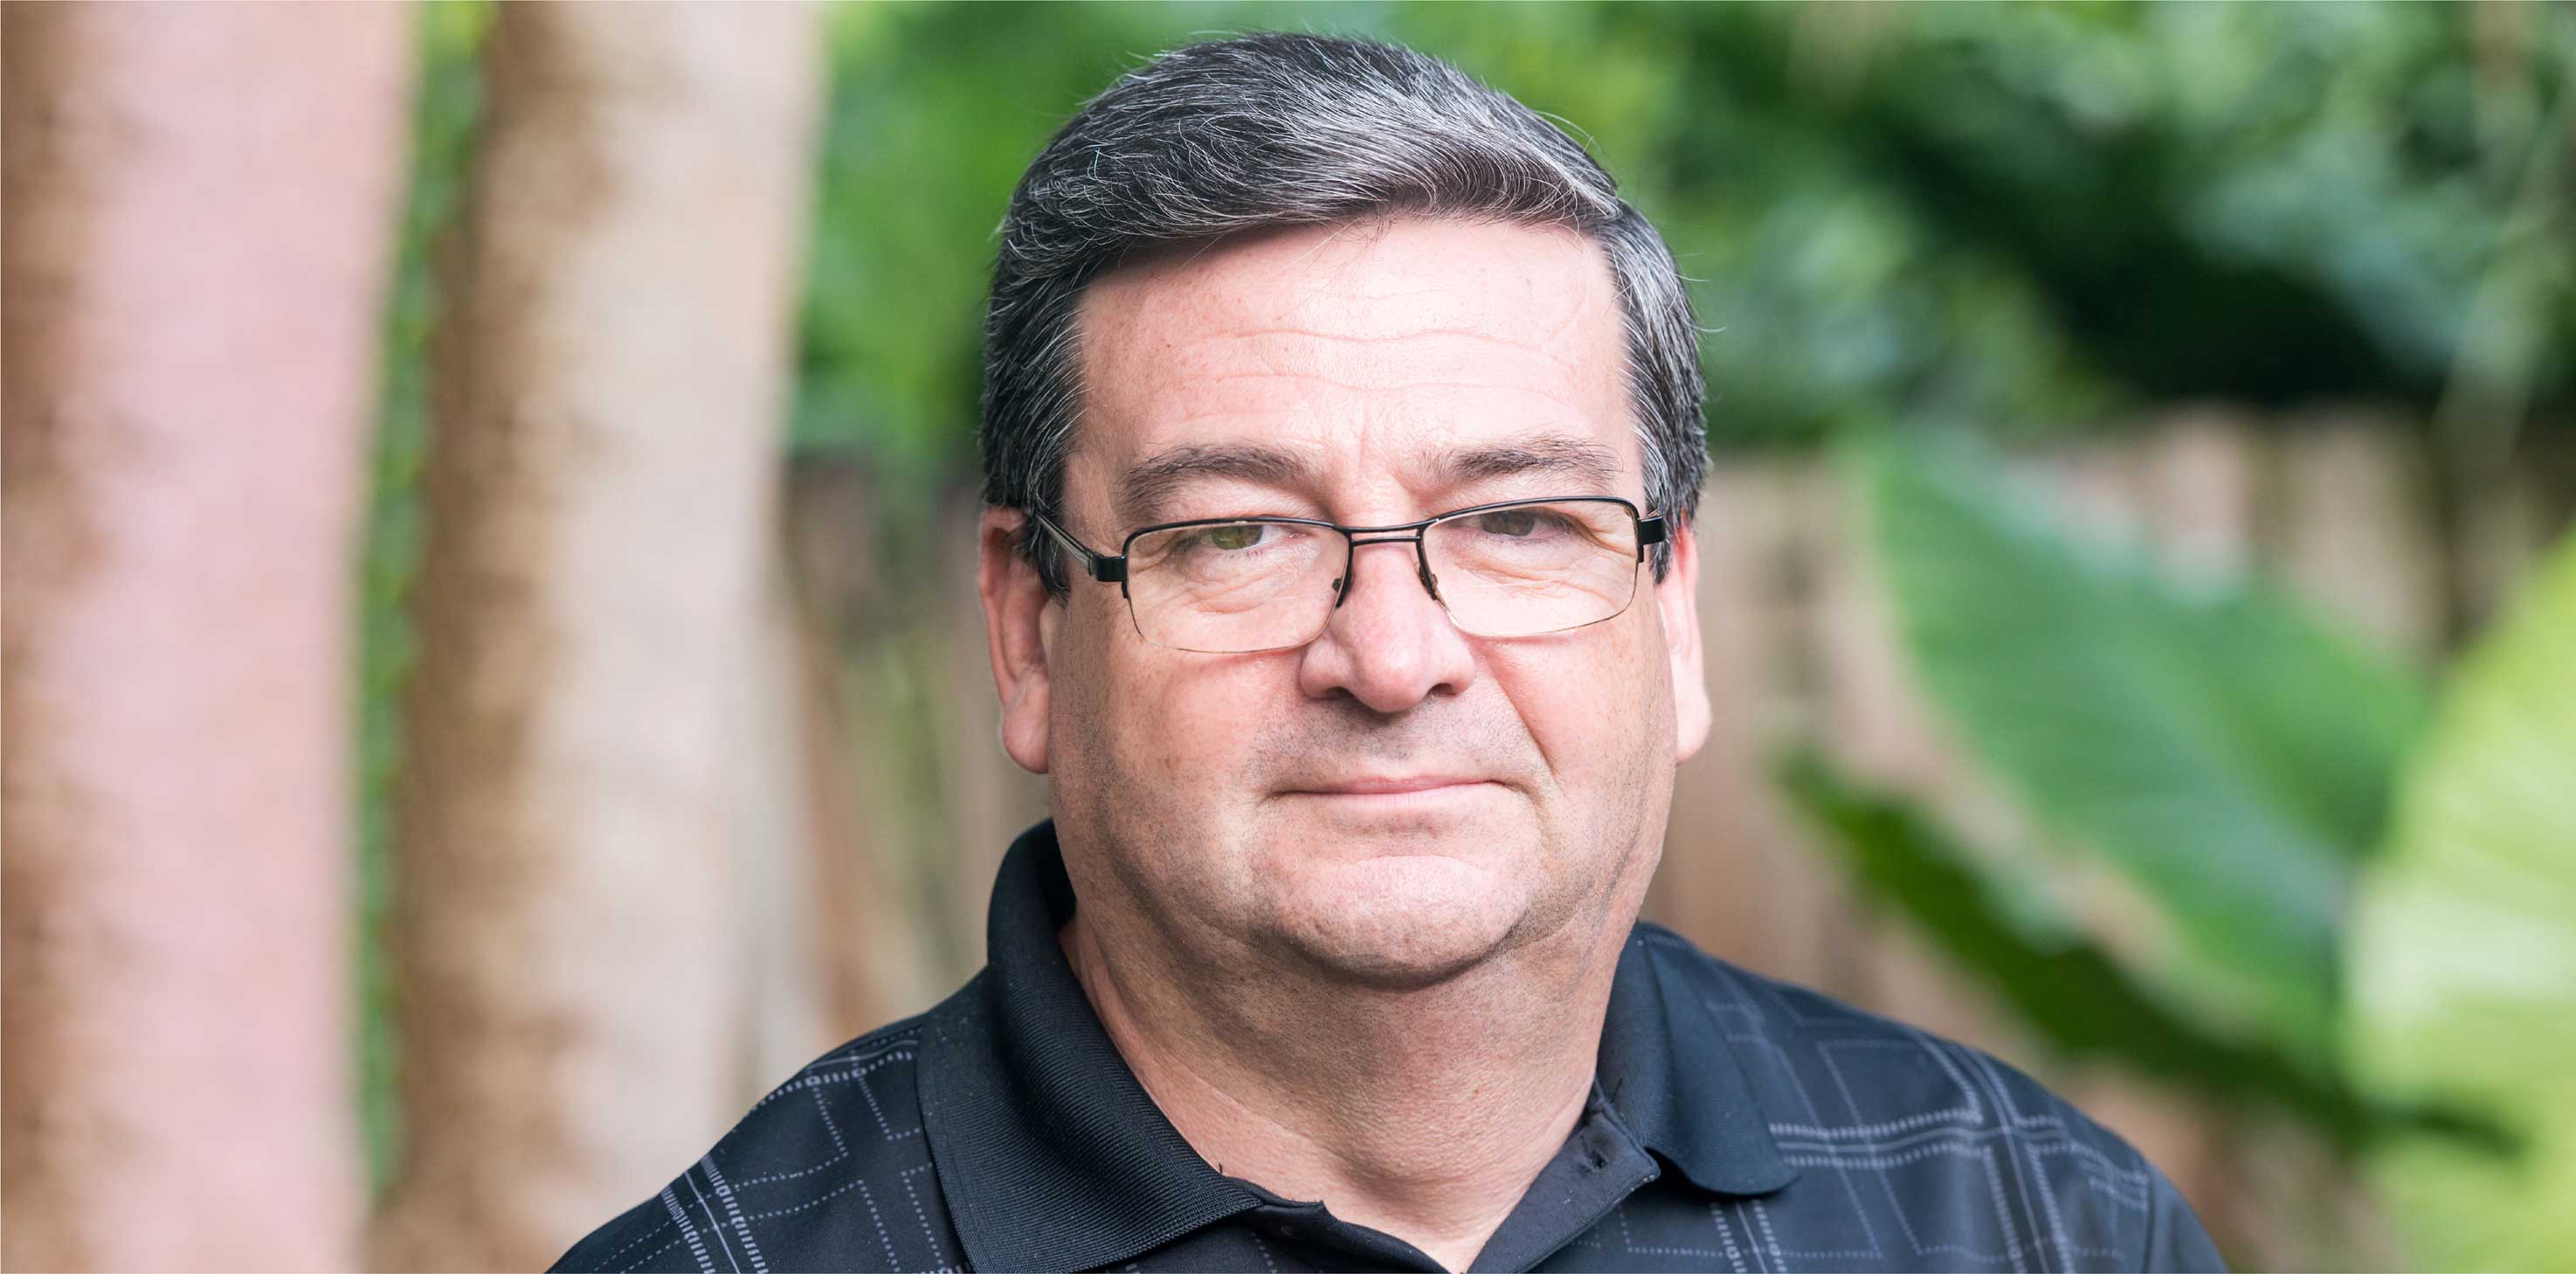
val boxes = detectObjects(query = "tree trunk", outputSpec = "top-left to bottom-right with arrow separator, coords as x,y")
370,6 -> 825,1269
0,3 -> 412,1268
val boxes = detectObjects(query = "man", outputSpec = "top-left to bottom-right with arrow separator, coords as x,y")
557,32 -> 2223,1274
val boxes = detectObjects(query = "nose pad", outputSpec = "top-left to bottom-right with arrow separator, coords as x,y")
1332,537 -> 1442,611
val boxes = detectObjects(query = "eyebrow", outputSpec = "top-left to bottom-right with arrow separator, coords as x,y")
1116,442 -> 1317,529
1113,432 -> 1626,529
1435,435 -> 1621,494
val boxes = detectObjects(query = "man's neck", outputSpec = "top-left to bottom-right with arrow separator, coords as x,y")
1058,909 -> 1626,1272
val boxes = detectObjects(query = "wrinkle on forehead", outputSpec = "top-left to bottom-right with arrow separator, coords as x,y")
1113,431 -> 1624,530
1068,217 -> 1633,523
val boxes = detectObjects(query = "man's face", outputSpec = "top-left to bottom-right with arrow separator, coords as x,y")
981,216 -> 1709,990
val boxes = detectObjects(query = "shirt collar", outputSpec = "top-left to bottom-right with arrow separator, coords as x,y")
1597,927 -> 1799,1196
917,821 -> 1794,1273
916,822 -> 1261,1274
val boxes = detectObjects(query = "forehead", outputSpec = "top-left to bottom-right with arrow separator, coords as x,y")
1069,217 -> 1633,521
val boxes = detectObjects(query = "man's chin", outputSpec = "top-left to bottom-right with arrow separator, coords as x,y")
1264,856 -> 1530,991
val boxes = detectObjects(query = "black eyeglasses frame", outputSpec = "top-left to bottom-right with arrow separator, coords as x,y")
1026,495 -> 1666,613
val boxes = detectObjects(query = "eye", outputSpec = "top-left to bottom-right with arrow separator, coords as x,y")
1470,509 -> 1553,537
1184,523 -> 1267,551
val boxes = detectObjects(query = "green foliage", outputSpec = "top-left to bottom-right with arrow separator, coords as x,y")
1778,748 -> 2469,1153
1847,434 -> 2430,1064
356,0 -> 492,1196
2347,531 -> 2576,1271
1659,2 -> 2571,440
1792,428 -> 2565,1264
789,2 -> 2572,471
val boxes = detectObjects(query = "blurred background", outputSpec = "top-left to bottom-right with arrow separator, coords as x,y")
4,2 -> 2572,1271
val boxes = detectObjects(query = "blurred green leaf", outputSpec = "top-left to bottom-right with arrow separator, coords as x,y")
1848,433 -> 2432,1062
2348,530 -> 2576,1271
1778,747 -> 2439,1153
358,0 -> 492,1196
786,2 -> 2571,465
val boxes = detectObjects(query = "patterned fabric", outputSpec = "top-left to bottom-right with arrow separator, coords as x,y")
556,822 -> 2224,1273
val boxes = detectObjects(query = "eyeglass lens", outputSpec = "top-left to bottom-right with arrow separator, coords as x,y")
1120,501 -> 1643,654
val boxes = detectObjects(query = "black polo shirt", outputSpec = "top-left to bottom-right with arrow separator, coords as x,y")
556,821 -> 2223,1272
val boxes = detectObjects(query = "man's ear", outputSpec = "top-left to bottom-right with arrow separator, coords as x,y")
1654,519 -> 1711,765
978,508 -> 1055,775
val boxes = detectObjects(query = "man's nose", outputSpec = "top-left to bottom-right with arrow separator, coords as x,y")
1295,537 -> 1477,713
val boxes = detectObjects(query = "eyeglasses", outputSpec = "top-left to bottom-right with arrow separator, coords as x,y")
1029,496 -> 1667,654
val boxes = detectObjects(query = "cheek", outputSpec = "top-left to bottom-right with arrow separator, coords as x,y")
1488,619 -> 1669,782
1085,634 -> 1283,796
1072,640 -> 1295,918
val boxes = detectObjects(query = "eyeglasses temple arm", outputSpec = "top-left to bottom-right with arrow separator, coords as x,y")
1029,511 -> 1128,584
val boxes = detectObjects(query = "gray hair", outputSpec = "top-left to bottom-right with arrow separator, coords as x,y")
982,31 -> 1706,589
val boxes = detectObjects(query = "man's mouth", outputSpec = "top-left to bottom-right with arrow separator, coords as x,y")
1280,774 -> 1500,798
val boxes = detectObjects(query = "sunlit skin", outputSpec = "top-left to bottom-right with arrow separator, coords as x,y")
977,217 -> 1711,1271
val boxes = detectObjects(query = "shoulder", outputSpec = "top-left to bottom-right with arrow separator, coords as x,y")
549,1014 -> 960,1273
1637,920 -> 2119,1146
1635,923 -> 2225,1271
1637,922 -> 2089,1137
